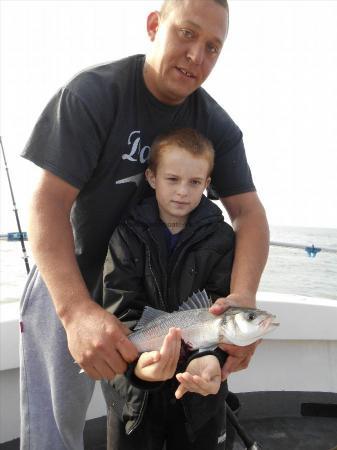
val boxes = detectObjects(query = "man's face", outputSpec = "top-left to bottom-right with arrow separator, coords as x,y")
144,0 -> 228,105
146,146 -> 211,228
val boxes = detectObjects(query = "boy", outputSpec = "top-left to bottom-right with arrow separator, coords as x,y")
103,128 -> 235,450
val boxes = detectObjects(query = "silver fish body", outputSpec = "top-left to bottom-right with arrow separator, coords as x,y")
130,309 -> 222,352
129,291 -> 279,352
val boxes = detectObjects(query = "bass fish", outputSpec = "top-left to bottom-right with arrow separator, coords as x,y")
129,290 -> 279,352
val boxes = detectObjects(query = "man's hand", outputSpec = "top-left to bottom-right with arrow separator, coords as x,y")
209,294 -> 260,380
175,355 -> 221,399
65,300 -> 139,380
217,341 -> 260,380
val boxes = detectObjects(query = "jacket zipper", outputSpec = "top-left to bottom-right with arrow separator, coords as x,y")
126,391 -> 149,435
126,223 -> 168,311
147,228 -> 170,310
146,244 -> 167,311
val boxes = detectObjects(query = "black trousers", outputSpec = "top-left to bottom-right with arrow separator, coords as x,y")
107,390 -> 235,450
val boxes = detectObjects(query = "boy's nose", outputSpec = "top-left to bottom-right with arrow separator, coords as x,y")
177,184 -> 188,197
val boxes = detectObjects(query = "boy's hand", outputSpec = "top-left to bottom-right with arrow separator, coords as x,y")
175,355 -> 221,399
134,328 -> 181,382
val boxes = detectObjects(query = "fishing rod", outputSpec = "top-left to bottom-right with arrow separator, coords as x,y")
0,136 -> 30,274
226,403 -> 261,450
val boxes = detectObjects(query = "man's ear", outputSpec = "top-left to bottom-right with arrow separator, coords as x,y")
147,11 -> 160,41
145,168 -> 156,189
205,177 -> 211,189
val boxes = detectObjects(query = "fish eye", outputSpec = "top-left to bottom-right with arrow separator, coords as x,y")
247,312 -> 256,321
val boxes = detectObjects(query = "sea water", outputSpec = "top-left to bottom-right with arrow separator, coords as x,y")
1,226 -> 337,304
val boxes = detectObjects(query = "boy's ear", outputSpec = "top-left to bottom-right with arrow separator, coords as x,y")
147,11 -> 160,41
205,177 -> 211,189
145,168 -> 156,189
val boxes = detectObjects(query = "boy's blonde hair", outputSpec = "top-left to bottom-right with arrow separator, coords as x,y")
148,128 -> 215,176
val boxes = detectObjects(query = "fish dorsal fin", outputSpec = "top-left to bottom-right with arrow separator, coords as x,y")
134,306 -> 169,330
178,290 -> 212,311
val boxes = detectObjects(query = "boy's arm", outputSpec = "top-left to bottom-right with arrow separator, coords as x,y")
175,354 -> 221,399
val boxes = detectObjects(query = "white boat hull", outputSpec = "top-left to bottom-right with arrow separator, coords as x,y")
1,292 -> 336,444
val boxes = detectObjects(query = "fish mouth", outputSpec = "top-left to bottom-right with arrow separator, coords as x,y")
259,316 -> 279,329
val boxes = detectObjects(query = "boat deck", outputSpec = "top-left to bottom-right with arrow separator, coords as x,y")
233,416 -> 337,449
1,415 -> 336,450
1,392 -> 336,450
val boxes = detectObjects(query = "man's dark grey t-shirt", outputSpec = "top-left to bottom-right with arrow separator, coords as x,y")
22,54 -> 255,301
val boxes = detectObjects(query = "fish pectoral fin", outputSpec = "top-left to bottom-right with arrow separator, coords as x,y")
134,306 -> 168,330
178,289 -> 212,311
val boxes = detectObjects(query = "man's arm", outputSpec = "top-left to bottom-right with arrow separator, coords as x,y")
28,169 -> 138,380
221,191 -> 269,306
209,191 -> 269,379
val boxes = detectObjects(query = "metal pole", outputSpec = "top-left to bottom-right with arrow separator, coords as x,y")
0,136 -> 30,274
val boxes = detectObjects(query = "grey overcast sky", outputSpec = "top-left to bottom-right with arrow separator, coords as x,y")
1,0 -> 337,232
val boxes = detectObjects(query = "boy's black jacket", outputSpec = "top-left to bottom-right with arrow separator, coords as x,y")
102,195 -> 234,436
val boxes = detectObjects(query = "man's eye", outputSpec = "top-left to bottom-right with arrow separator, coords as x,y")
191,180 -> 201,185
180,29 -> 194,39
207,43 -> 219,55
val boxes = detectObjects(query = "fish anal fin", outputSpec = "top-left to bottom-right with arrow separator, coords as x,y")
180,339 -> 194,361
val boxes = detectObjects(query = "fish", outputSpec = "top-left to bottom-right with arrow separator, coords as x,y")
129,290 -> 279,352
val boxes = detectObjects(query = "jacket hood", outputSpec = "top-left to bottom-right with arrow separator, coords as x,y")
126,195 -> 224,232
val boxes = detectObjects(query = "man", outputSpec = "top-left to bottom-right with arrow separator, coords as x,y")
20,1 -> 269,449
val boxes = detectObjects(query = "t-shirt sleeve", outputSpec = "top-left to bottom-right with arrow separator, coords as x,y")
206,102 -> 256,198
21,86 -> 106,189
211,137 -> 255,197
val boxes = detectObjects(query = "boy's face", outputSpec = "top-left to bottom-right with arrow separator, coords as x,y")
144,0 -> 228,105
146,146 -> 211,228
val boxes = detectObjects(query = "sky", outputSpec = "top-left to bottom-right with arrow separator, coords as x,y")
1,0 -> 337,232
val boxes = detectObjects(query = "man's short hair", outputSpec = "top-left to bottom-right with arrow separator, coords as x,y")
160,0 -> 229,18
149,128 -> 215,175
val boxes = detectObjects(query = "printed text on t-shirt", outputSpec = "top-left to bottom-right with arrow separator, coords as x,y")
122,131 -> 150,164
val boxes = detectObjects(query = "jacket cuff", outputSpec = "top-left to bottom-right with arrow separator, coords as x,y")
184,348 -> 228,370
125,361 -> 164,391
